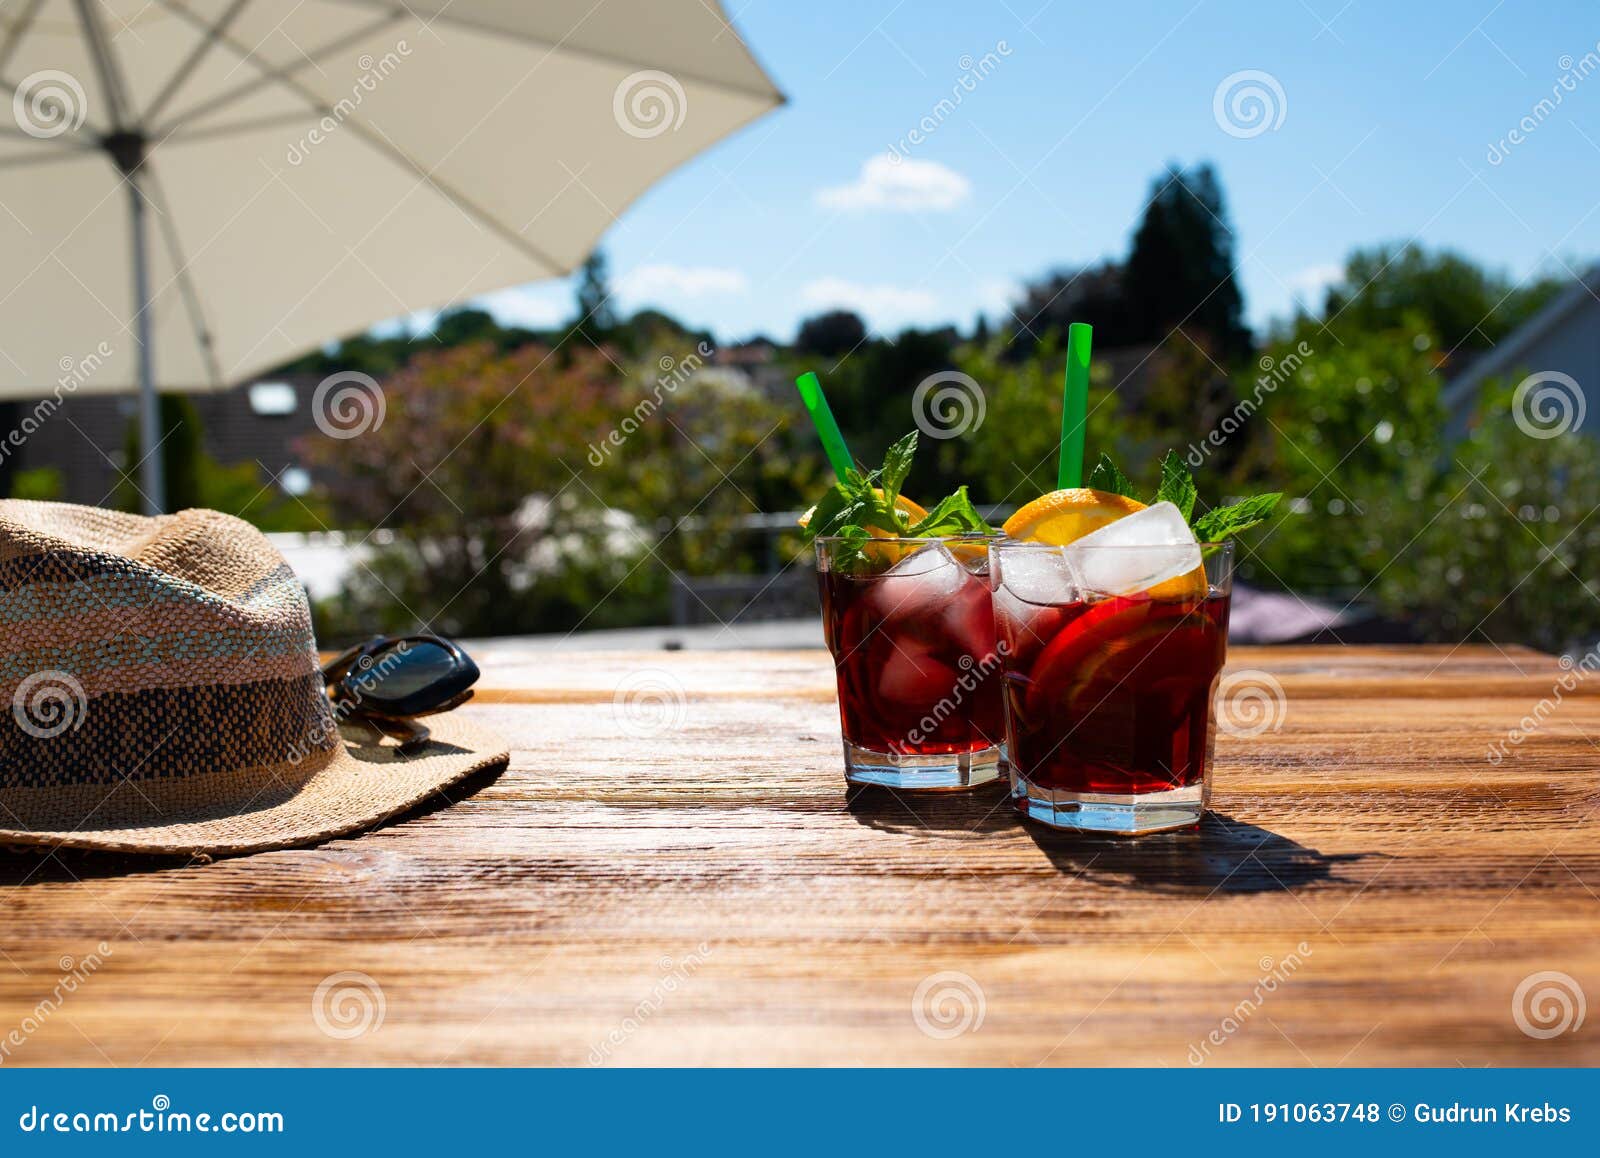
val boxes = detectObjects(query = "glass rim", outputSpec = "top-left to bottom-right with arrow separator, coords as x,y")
990,538 -> 1234,554
813,531 -> 999,545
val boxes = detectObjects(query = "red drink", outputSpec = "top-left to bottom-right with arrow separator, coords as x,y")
817,537 -> 1004,789
990,541 -> 1234,833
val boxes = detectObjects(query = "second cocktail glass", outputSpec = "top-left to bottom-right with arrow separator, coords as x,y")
989,540 -> 1233,833
817,534 -> 1005,790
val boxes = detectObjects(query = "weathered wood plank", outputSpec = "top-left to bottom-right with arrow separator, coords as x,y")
1,645 -> 1597,1067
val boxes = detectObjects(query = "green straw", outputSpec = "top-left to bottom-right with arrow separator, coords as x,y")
1057,322 -> 1093,489
794,371 -> 855,481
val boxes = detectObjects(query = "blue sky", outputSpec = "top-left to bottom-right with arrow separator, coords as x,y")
463,0 -> 1600,344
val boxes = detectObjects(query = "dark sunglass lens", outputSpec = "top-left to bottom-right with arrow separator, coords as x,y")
347,640 -> 460,705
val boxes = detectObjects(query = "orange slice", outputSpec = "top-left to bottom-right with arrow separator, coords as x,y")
1001,488 -> 1206,600
1002,487 -> 1145,545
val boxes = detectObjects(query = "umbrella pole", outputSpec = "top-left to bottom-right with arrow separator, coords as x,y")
126,160 -> 164,516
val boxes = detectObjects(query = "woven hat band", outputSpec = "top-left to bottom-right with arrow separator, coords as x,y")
0,505 -> 338,805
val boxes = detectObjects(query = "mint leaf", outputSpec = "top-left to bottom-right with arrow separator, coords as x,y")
802,431 -> 922,538
1193,493 -> 1283,542
879,431 -> 917,514
803,485 -> 850,536
1155,450 -> 1197,520
1087,453 -> 1136,498
906,485 -> 991,537
827,525 -> 874,573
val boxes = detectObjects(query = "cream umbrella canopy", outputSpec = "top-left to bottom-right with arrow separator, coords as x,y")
0,0 -> 782,512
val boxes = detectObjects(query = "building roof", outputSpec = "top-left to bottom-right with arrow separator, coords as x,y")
1442,261 -> 1600,414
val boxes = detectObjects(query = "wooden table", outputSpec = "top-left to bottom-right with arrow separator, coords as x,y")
2,644 -> 1597,1066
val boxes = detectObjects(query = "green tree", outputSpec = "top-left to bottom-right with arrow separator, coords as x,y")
600,356 -> 824,576
1124,163 -> 1251,362
118,393 -> 204,512
958,335 -> 1147,506
432,307 -> 503,347
571,250 -> 618,347
1011,260 -> 1136,353
795,310 -> 867,358
1374,378 -> 1600,653
302,341 -> 636,637
1230,319 -> 1445,596
1321,244 -> 1565,353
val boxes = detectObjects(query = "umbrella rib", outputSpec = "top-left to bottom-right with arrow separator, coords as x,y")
148,4 -> 407,138
71,0 -> 135,130
141,0 -> 255,127
161,110 -> 324,144
0,0 -> 47,78
0,149 -> 100,172
140,163 -> 226,389
151,0 -> 568,278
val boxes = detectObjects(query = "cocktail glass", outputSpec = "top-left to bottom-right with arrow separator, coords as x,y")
816,535 -> 1005,790
989,540 -> 1233,833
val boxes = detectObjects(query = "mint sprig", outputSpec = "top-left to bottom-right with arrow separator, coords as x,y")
906,485 -> 988,537
1192,493 -> 1283,541
1091,450 -> 1281,543
801,430 -> 993,555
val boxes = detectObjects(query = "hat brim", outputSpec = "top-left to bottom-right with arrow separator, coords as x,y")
0,711 -> 509,857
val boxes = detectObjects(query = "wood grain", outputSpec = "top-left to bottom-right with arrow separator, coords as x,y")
2,644 -> 1597,1067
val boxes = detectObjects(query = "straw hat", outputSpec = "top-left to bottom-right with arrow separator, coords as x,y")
0,500 -> 509,856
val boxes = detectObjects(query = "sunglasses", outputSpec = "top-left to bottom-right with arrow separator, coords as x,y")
320,634 -> 480,754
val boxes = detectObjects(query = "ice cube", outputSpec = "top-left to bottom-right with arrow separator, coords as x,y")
884,540 -> 959,579
1062,501 -> 1202,597
997,545 -> 1077,606
864,542 -> 965,620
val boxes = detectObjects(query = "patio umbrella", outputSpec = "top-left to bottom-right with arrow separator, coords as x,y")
0,0 -> 782,512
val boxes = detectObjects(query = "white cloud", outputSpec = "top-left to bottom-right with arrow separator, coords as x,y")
799,277 -> 941,329
473,283 -> 571,329
1286,263 -> 1344,309
619,264 -> 749,300
816,155 -> 972,212
976,278 -> 1023,317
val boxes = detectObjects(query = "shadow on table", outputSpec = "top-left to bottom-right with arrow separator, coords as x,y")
845,779 -> 1021,837
1027,811 -> 1366,894
0,760 -> 509,886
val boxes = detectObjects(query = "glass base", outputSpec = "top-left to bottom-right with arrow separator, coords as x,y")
1012,776 -> 1204,834
843,740 -> 1002,791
